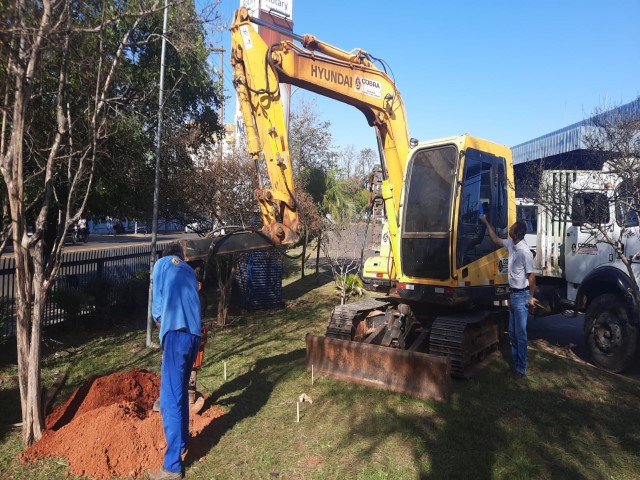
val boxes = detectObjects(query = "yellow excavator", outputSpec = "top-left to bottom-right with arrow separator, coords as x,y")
212,7 -> 516,400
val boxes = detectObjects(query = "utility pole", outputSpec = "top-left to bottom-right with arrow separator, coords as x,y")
146,0 -> 169,347
212,47 -> 225,162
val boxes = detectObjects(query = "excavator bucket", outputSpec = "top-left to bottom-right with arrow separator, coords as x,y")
180,231 -> 275,261
305,334 -> 451,401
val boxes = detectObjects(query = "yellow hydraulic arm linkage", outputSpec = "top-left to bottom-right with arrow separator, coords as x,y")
228,7 -> 410,269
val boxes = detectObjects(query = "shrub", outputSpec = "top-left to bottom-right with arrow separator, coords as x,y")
51,286 -> 91,328
83,277 -> 116,323
114,269 -> 150,317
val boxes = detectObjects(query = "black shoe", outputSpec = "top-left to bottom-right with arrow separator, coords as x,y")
511,371 -> 526,380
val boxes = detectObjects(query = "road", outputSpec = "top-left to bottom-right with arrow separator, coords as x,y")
63,231 -> 203,252
1,231 -> 204,258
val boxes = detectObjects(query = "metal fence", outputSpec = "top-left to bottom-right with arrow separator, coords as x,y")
0,242 -> 174,336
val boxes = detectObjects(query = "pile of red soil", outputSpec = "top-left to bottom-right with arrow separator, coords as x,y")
21,369 -> 224,479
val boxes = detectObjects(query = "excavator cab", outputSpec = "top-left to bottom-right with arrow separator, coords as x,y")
396,135 -> 514,306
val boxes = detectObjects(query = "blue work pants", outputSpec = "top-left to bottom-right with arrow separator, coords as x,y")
509,291 -> 529,375
160,330 -> 200,473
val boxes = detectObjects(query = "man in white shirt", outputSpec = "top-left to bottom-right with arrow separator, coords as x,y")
480,215 -> 536,379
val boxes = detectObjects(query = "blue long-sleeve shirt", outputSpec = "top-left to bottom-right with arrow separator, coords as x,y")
152,255 -> 201,345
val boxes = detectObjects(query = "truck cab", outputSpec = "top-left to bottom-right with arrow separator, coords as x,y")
534,168 -> 640,373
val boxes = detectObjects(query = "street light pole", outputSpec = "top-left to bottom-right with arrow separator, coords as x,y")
212,47 -> 225,163
146,0 -> 169,347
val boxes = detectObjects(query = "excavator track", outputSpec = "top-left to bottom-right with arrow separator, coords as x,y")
325,298 -> 392,339
308,298 -> 451,401
429,311 -> 502,378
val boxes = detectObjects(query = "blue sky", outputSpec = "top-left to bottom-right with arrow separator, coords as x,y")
205,0 -> 640,152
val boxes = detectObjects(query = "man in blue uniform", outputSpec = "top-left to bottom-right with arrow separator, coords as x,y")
147,244 -> 201,480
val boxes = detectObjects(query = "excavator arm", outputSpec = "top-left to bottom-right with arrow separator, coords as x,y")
177,8 -> 516,403
229,6 -> 410,261
226,8 -> 454,401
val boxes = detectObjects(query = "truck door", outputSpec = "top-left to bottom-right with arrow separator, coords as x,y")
613,180 -> 640,281
565,191 -> 613,285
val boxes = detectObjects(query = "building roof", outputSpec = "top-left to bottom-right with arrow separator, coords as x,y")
512,98 -> 640,166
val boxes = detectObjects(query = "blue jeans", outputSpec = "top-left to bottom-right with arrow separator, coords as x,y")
509,291 -> 529,375
160,330 -> 200,473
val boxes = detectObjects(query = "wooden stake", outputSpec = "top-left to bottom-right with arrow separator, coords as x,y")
296,401 -> 300,423
311,364 -> 314,385
224,361 -> 227,381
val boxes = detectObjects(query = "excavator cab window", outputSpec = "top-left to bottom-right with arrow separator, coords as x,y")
456,148 -> 508,268
401,145 -> 457,280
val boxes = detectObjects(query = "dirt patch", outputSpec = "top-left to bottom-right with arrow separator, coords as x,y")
297,454 -> 324,468
21,369 -> 224,479
530,338 -> 588,365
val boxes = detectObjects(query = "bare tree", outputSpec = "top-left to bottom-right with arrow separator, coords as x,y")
177,141 -> 260,324
520,99 -> 640,287
355,147 -> 378,181
295,189 -> 323,277
0,0 -> 214,446
576,100 -> 640,288
288,97 -> 335,180
321,221 -> 366,305
338,144 -> 356,179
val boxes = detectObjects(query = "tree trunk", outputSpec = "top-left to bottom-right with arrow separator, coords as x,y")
216,256 -> 237,326
301,228 -> 308,278
10,198 -> 44,446
315,232 -> 322,282
6,70 -> 46,444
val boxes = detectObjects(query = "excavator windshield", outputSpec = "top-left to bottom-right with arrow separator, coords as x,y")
401,145 -> 457,280
400,139 -> 511,282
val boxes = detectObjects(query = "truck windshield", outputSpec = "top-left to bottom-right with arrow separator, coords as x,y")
615,180 -> 640,227
401,145 -> 457,280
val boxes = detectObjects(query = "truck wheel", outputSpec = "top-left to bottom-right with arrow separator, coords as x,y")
584,293 -> 638,373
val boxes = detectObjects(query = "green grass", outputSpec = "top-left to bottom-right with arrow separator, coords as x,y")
2,258 -> 640,479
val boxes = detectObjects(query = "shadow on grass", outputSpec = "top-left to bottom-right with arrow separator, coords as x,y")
282,268 -> 334,300
0,384 -> 21,443
185,349 -> 306,466
198,293 -> 335,373
325,348 -> 640,479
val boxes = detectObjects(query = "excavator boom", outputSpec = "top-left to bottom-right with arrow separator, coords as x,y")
230,6 -> 409,273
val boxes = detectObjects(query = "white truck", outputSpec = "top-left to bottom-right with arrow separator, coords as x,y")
529,166 -> 640,372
